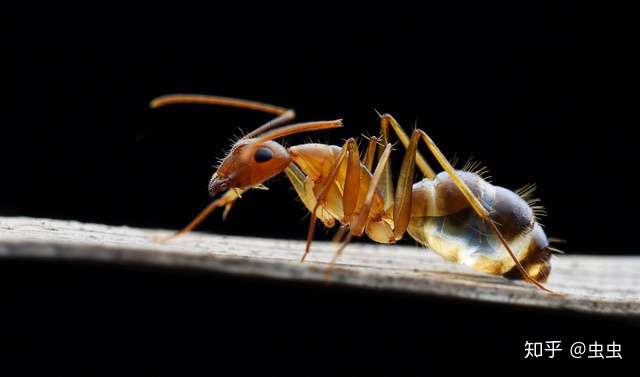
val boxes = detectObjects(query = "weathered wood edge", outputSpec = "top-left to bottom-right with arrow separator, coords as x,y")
1,217 -> 639,318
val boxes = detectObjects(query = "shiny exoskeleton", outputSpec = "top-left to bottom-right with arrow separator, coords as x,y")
152,94 -> 553,291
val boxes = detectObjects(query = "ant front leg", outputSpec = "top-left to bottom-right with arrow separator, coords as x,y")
323,129 -> 421,273
329,143 -> 394,262
299,138 -> 360,263
154,188 -> 246,243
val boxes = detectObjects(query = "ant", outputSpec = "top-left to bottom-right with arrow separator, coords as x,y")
151,94 -> 556,292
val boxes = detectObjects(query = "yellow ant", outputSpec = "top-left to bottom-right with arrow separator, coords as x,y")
151,94 -> 556,292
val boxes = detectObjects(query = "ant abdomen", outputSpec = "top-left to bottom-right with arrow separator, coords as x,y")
407,171 -> 551,282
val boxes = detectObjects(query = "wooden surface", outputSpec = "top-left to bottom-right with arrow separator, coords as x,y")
1,216 -> 639,317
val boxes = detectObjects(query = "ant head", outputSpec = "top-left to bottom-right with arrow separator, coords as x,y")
150,95 -> 342,197
208,119 -> 343,197
209,139 -> 291,197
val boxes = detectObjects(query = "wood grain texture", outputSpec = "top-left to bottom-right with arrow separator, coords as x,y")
1,216 -> 639,317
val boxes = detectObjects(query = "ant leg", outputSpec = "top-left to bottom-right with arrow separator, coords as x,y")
368,113 -> 436,217
361,130 -> 421,243
389,130 -> 422,239
323,232 -> 354,281
284,159 -> 354,264
321,136 -> 369,270
323,143 -> 393,279
350,143 -> 393,235
375,117 -> 396,208
300,138 -> 358,262
325,138 -> 391,280
342,138 -> 363,222
362,136 -> 379,171
377,113 -> 436,179
413,129 -> 553,292
284,165 -> 336,228
154,188 -> 246,243
331,225 -> 350,244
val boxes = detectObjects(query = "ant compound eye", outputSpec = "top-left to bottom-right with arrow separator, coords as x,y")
254,147 -> 273,163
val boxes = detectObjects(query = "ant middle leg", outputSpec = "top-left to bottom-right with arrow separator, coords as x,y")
300,138 -> 360,262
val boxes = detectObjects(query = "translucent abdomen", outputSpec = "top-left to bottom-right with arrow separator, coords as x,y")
407,171 -> 552,282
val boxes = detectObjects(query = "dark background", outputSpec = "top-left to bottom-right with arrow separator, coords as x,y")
4,1 -> 634,254
3,1 -> 637,373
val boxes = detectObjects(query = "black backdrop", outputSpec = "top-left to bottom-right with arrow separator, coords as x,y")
4,1 -> 638,373
4,2 -> 635,254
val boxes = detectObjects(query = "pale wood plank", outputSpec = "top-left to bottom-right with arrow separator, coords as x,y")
1,216 -> 638,316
